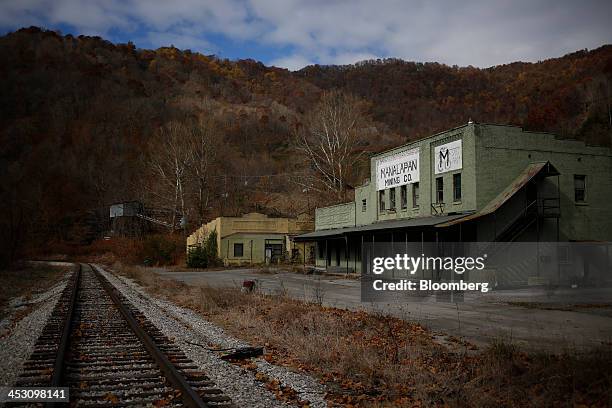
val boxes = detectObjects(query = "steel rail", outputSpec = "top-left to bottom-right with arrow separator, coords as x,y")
90,264 -> 210,408
47,263 -> 81,408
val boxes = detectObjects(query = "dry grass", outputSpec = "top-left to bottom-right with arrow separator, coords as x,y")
29,235 -> 186,267
117,264 -> 612,407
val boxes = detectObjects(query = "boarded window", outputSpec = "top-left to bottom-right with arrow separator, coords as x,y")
400,185 -> 407,209
453,173 -> 462,201
389,188 -> 396,210
234,243 -> 244,257
436,177 -> 444,203
574,175 -> 586,202
412,183 -> 420,208
379,190 -> 386,211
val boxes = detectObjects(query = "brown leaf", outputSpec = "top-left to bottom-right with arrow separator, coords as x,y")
104,393 -> 119,404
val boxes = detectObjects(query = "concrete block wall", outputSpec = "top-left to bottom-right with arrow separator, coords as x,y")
220,233 -> 286,264
355,181 -> 376,226
313,122 -> 612,242
315,202 -> 356,230
187,212 -> 315,260
428,126 -> 477,215
367,123 -> 478,223
476,124 -> 612,241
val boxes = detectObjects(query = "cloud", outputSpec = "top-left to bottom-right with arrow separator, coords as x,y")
1,0 -> 611,68
271,51 -> 380,71
330,52 -> 380,65
0,0 -> 259,47
269,54 -> 314,71
144,31 -> 215,52
0,0 -> 46,29
251,0 -> 612,67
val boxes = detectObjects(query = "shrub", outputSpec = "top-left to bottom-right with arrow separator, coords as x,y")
141,234 -> 182,266
187,246 -> 208,268
33,237 -> 145,265
204,229 -> 222,267
186,229 -> 221,268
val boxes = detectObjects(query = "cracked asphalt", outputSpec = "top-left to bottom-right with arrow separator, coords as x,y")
152,267 -> 612,351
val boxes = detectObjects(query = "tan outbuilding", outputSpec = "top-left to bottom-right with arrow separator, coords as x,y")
187,212 -> 315,265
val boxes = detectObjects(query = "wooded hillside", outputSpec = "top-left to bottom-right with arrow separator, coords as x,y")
1,27 -> 610,264
297,49 -> 612,144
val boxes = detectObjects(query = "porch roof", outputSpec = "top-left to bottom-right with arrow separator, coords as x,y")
294,213 -> 470,241
435,161 -> 560,228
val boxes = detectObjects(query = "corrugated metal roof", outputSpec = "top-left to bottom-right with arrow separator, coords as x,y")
436,161 -> 559,228
294,213 -> 470,241
293,228 -> 351,240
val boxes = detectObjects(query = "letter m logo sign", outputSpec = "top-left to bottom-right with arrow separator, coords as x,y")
438,148 -> 449,171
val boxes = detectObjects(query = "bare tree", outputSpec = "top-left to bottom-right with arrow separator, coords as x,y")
187,115 -> 220,226
294,90 -> 366,200
147,121 -> 192,231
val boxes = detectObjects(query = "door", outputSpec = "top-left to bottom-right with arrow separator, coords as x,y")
265,239 -> 284,264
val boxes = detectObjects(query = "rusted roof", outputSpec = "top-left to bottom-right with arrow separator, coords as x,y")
436,161 -> 559,228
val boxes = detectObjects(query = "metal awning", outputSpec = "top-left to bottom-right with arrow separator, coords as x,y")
294,213 -> 470,241
293,228 -> 351,240
436,161 -> 560,228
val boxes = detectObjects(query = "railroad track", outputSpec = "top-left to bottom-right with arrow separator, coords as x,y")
16,264 -> 233,407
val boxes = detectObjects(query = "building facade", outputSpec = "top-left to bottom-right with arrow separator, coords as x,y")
187,212 -> 315,265
295,123 -> 612,284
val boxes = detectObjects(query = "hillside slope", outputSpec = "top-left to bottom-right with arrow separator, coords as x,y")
0,27 -> 611,264
297,47 -> 612,145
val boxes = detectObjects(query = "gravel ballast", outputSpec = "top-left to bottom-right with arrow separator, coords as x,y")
95,264 -> 327,408
0,271 -> 71,388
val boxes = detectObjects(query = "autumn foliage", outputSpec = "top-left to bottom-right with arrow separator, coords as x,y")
0,27 -> 611,266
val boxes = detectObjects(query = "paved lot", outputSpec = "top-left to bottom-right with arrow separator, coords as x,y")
152,268 -> 612,351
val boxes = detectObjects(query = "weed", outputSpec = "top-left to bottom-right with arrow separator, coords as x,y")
114,263 -> 612,407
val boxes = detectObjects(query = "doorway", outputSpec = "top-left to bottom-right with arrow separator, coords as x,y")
265,239 -> 284,264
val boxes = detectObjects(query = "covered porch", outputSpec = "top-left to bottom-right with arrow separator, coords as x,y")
294,213 -> 469,274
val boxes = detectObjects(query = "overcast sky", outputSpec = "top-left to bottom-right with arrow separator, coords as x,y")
1,0 -> 611,71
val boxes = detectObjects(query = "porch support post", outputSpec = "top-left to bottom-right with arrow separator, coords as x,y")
360,234 -> 364,274
345,235 -> 349,274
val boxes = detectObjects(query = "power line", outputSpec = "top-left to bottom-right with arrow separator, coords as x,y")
204,171 -> 308,180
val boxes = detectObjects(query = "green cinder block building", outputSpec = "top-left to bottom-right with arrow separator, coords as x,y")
295,123 -> 612,285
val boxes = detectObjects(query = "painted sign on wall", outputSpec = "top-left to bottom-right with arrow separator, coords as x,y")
376,148 -> 420,191
434,139 -> 462,175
